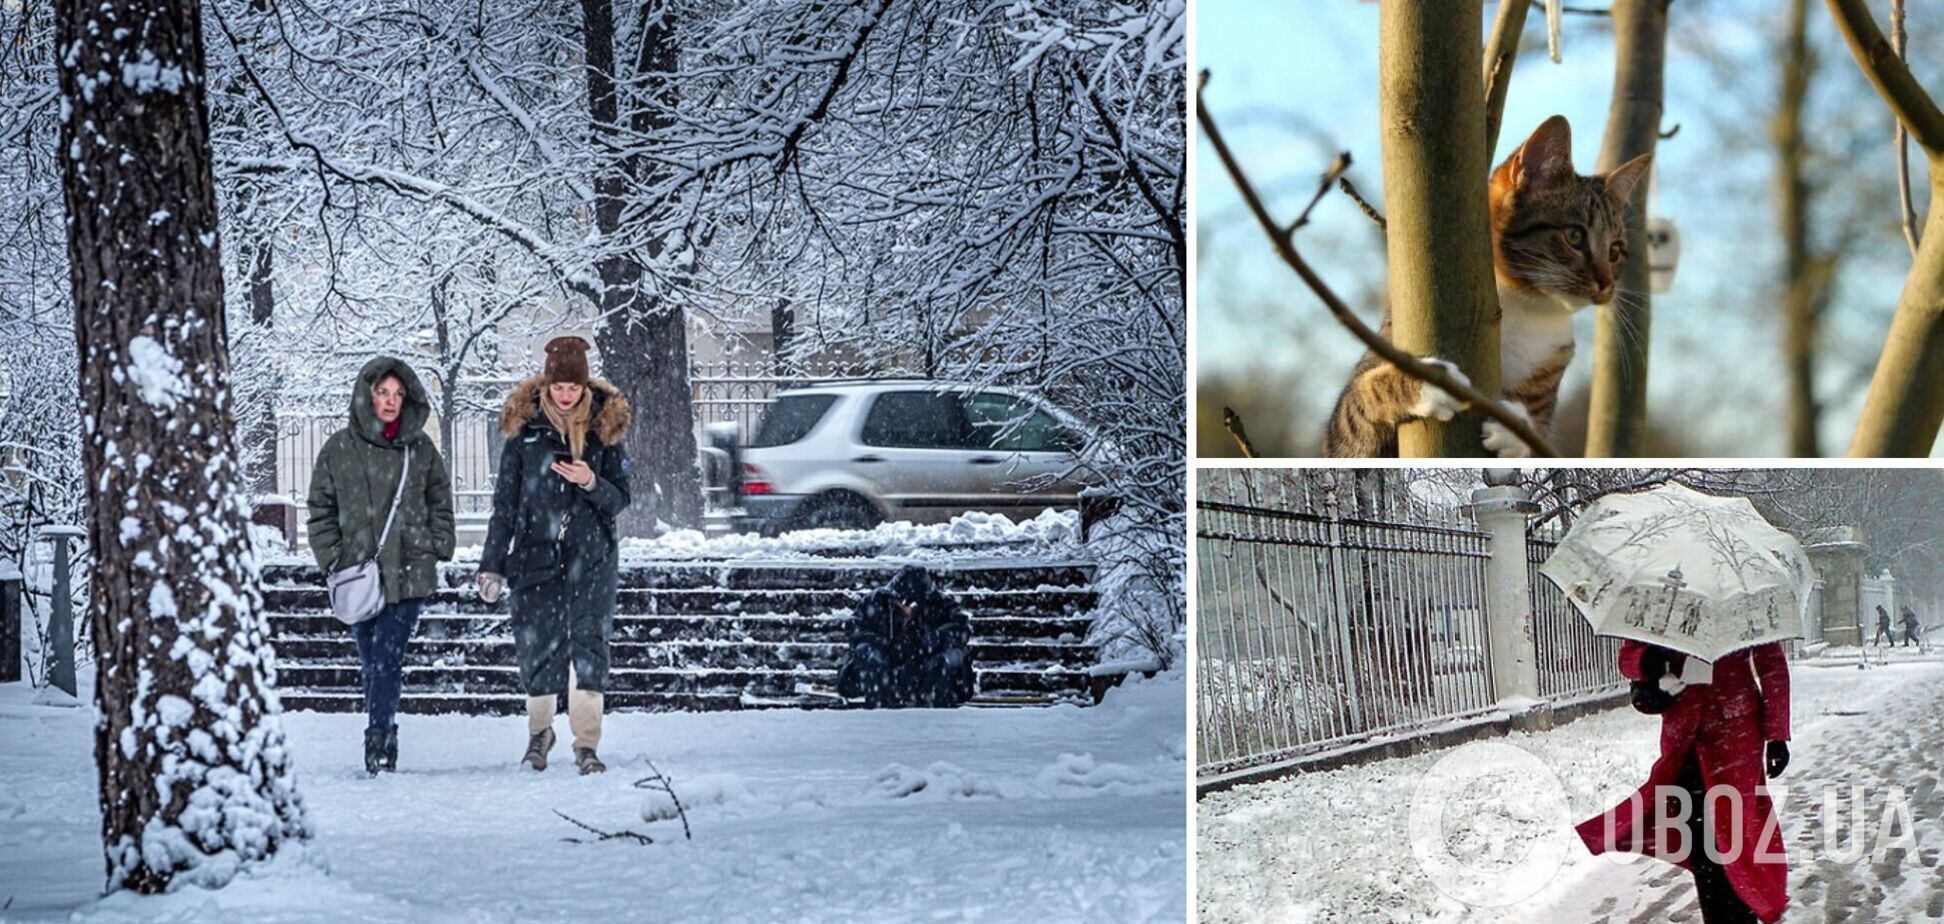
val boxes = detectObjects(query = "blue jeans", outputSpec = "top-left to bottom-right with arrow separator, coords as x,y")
352,598 -> 423,729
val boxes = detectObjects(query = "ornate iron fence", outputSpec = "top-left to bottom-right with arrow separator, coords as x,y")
1195,473 -> 1496,777
1527,521 -> 1626,700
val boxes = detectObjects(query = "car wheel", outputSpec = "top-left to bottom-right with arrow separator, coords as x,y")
795,492 -> 882,532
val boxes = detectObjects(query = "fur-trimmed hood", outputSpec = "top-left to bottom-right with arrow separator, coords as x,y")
499,374 -> 631,446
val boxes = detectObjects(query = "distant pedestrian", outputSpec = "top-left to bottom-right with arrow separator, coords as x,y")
306,357 -> 456,775
477,335 -> 632,775
1902,604 -> 1923,649
1874,604 -> 1894,647
838,566 -> 974,708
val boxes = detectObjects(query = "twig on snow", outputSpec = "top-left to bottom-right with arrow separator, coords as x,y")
553,809 -> 654,846
632,756 -> 693,842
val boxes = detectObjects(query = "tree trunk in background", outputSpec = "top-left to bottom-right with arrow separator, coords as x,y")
1585,0 -> 1671,457
1482,0 -> 1532,158
245,231 -> 278,492
772,298 -> 794,372
1377,0 -> 1499,457
1827,0 -> 1944,456
55,0 -> 309,892
1777,0 -> 1821,457
582,0 -> 701,533
429,276 -> 459,460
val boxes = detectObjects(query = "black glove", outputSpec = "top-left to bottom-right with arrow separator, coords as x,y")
1638,645 -> 1670,680
1766,741 -> 1789,779
1630,679 -> 1676,715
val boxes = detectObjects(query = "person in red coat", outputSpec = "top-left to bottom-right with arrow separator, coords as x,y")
1575,640 -> 1792,923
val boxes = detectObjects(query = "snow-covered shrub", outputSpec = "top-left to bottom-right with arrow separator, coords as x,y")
1085,499 -> 1184,670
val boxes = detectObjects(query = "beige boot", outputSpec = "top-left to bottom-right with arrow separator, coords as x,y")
570,687 -> 604,774
523,694 -> 558,771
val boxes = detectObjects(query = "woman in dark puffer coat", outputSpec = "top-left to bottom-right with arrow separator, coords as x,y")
477,336 -> 631,775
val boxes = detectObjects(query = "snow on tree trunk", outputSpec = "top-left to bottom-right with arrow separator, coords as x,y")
54,0 -> 310,893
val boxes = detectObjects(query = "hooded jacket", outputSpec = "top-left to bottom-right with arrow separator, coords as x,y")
478,374 -> 632,589
306,356 -> 457,602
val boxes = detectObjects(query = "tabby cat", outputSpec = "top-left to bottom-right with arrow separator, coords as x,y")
1322,115 -> 1652,457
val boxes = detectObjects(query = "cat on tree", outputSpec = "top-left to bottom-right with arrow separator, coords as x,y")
55,0 -> 310,893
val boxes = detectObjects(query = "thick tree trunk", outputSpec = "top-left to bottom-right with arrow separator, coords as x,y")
1777,0 -> 1821,457
55,0 -> 309,893
1827,0 -> 1944,456
1377,0 -> 1499,457
582,0 -> 701,533
1585,0 -> 1671,457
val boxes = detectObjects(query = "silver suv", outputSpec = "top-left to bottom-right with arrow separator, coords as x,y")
725,381 -> 1096,533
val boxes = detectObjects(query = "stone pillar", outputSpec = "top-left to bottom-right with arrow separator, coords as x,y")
1806,527 -> 1868,647
40,526 -> 84,697
1471,484 -> 1541,704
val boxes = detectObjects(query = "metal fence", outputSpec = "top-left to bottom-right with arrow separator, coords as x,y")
1527,523 -> 1626,700
1196,471 -> 1640,779
1196,495 -> 1497,776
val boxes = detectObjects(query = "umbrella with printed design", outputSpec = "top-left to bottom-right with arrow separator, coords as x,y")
1539,482 -> 1814,662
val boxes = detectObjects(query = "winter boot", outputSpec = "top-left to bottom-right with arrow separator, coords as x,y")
523,726 -> 556,772
363,726 -> 387,776
381,725 -> 399,773
574,746 -> 606,775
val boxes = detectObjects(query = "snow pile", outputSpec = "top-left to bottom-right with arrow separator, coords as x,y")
638,772 -> 755,823
616,509 -> 1083,563
865,761 -> 1006,801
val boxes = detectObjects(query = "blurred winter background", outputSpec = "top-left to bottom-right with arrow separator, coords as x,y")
1196,0 -> 1944,457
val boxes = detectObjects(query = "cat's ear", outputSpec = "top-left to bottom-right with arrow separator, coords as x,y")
1604,153 -> 1653,206
1513,115 -> 1575,189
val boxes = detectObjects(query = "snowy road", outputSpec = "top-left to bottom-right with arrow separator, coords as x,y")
0,672 -> 1185,923
1197,652 -> 1944,923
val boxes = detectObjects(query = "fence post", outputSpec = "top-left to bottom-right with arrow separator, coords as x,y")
1471,484 -> 1540,706
1322,493 -> 1364,731
0,559 -> 19,684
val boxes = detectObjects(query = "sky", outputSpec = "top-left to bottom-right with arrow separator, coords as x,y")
1194,0 -> 1937,458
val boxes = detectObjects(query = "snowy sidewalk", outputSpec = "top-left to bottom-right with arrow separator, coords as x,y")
0,673 -> 1185,923
1197,658 -> 1944,923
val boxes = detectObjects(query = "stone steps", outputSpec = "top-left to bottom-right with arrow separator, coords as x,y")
264,558 -> 1101,714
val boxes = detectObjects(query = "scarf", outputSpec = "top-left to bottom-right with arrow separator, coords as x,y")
540,386 -> 593,459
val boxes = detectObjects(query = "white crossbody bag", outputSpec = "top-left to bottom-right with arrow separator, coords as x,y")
328,445 -> 411,626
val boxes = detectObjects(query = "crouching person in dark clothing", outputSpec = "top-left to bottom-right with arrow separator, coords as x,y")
838,566 -> 974,708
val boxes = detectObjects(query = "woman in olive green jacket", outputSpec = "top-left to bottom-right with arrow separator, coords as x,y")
307,356 -> 455,775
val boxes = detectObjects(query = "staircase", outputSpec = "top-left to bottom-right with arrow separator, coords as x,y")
261,559 -> 1101,714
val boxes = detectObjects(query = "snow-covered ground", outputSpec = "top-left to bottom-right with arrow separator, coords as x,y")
0,668 -> 1185,922
1198,649 -> 1944,923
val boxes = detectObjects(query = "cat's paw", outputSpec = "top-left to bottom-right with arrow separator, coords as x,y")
1482,401 -> 1536,458
1407,358 -> 1469,422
